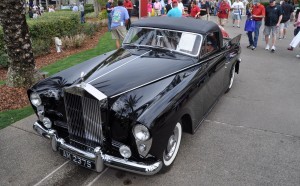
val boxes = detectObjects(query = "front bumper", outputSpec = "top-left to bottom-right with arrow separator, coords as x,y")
33,122 -> 162,175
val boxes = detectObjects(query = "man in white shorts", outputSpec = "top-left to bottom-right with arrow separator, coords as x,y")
263,0 -> 283,52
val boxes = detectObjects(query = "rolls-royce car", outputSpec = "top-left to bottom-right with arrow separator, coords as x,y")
28,17 -> 241,175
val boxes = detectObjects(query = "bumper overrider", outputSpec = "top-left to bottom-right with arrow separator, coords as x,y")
33,122 -> 162,175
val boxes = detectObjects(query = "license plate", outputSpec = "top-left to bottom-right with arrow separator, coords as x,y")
59,148 -> 95,170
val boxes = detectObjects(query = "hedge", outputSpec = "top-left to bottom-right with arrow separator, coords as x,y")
0,12 -> 81,68
84,4 -> 94,14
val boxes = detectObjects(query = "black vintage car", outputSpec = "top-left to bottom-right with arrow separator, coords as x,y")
28,17 -> 241,175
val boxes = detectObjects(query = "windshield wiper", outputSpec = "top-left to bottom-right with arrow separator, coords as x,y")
123,43 -> 140,49
147,45 -> 174,53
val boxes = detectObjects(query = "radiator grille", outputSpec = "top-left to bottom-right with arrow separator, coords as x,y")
64,92 -> 103,150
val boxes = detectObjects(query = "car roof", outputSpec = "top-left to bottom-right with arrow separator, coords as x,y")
131,17 -> 220,35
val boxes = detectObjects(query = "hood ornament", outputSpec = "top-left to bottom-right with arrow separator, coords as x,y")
81,72 -> 85,81
80,72 -> 86,88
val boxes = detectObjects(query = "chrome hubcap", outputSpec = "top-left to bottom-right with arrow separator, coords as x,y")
163,123 -> 180,162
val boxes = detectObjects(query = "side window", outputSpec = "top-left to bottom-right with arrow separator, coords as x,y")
200,32 -> 219,57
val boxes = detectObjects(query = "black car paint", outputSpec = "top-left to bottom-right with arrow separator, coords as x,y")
28,34 -> 241,164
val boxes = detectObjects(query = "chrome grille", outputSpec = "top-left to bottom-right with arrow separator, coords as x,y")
64,92 -> 103,149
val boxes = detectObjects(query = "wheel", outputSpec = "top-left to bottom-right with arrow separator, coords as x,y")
225,65 -> 235,93
161,121 -> 182,172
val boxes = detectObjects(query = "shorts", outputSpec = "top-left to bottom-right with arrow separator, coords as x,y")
154,9 -> 161,16
111,26 -> 127,40
279,21 -> 289,30
263,26 -> 279,36
232,13 -> 241,20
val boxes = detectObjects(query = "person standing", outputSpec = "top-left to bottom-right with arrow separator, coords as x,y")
246,0 -> 265,50
160,0 -> 166,15
200,0 -> 209,20
166,0 -> 172,13
153,0 -> 162,16
111,0 -> 129,49
124,0 -> 133,30
79,2 -> 85,23
106,0 -> 114,31
279,0 -> 294,39
178,0 -> 185,14
217,0 -> 230,26
167,0 -> 182,17
190,0 -> 201,18
231,0 -> 244,27
264,0 -> 283,52
147,0 -> 153,17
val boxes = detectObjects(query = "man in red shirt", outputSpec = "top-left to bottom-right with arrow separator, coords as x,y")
246,0 -> 265,50
124,0 -> 133,30
190,0 -> 200,18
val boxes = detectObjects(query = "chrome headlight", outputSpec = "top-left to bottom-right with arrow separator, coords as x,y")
133,124 -> 150,141
30,92 -> 42,107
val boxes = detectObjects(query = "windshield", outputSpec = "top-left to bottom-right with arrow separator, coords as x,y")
123,27 -> 203,56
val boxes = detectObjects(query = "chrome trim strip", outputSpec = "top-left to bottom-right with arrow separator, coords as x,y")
33,122 -> 162,175
87,50 -> 151,84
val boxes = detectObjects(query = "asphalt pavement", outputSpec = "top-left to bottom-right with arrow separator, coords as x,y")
0,16 -> 300,186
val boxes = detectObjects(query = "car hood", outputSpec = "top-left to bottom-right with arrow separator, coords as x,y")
83,49 -> 196,97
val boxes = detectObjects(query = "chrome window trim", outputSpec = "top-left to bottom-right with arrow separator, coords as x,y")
123,27 -> 203,57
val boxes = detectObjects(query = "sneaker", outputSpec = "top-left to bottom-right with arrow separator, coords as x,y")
271,46 -> 276,52
247,45 -> 253,49
296,54 -> 300,58
233,25 -> 235,27
251,46 -> 256,50
287,47 -> 293,51
279,37 -> 283,40
237,25 -> 240,28
265,45 -> 270,50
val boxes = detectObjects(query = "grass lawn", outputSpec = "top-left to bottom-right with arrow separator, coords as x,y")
0,32 -> 116,130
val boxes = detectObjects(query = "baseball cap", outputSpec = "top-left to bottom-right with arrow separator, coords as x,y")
269,0 -> 275,3
172,0 -> 178,3
253,0 -> 260,4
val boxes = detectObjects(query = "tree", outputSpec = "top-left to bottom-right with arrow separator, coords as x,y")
0,0 -> 35,87
93,0 -> 100,17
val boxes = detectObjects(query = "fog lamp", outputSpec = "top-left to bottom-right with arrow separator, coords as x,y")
43,117 -> 52,129
119,145 -> 131,159
138,144 -> 146,152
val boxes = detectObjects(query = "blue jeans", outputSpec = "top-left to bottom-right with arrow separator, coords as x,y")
107,12 -> 112,31
80,11 -> 85,23
247,20 -> 261,47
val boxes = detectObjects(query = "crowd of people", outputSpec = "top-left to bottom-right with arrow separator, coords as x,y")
27,2 -> 85,23
104,0 -> 300,56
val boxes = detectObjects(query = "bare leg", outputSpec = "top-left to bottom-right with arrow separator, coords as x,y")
271,34 -> 276,46
116,39 -> 120,49
265,35 -> 269,45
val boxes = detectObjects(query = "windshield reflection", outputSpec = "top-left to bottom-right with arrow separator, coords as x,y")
123,27 -> 202,56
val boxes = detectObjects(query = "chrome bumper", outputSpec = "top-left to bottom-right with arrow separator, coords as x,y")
33,122 -> 162,175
